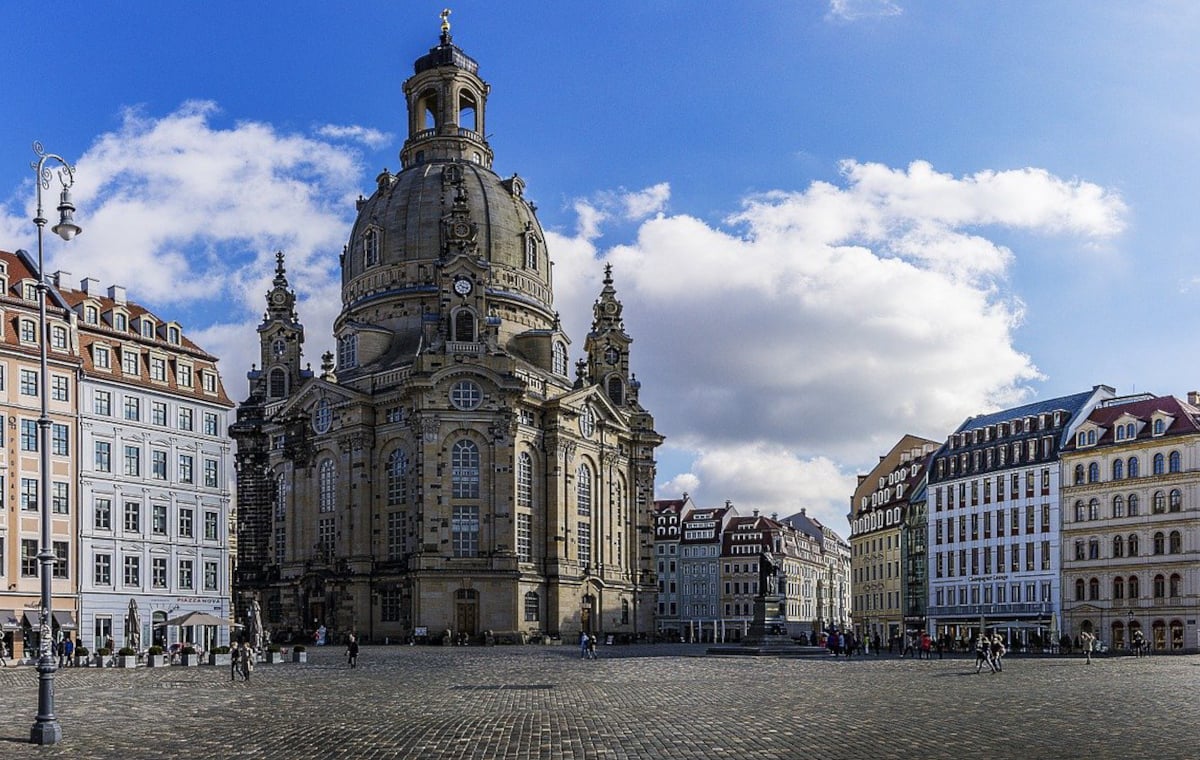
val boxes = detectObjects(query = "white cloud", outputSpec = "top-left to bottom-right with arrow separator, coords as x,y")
0,101 -> 362,402
315,124 -> 394,150
826,0 -> 903,22
549,164 -> 1126,529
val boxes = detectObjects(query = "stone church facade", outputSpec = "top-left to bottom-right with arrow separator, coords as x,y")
232,22 -> 662,644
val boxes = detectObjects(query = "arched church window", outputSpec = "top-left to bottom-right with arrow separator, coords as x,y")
387,449 -> 409,505
576,464 -> 592,517
524,231 -> 538,270
338,334 -> 358,370
318,459 -> 336,513
517,452 -> 533,509
274,472 -> 287,521
418,88 -> 438,131
454,310 -> 475,342
364,229 -> 380,267
552,342 -> 568,376
607,376 -> 624,405
268,368 -> 287,398
452,440 -> 480,499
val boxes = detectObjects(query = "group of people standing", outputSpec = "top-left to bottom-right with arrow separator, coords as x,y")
578,632 -> 598,659
230,641 -> 256,681
974,633 -> 1007,673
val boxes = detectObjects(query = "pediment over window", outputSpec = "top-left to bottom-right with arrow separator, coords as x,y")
1149,410 -> 1175,436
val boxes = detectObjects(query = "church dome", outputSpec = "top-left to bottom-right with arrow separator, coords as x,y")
337,22 -> 555,345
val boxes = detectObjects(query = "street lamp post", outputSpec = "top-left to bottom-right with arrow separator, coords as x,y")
28,141 -> 81,746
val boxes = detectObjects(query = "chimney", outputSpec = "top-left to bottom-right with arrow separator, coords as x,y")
771,512 -> 778,521
108,285 -> 127,304
80,277 -> 100,295
752,509 -> 759,517
1189,392 -> 1200,407
52,271 -> 72,290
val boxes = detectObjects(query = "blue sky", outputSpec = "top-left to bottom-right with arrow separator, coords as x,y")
2,2 -> 1199,532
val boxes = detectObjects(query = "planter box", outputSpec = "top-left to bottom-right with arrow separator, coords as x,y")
146,654 -> 166,668
75,655 -> 91,667
94,655 -> 109,668
209,653 -> 231,667
292,650 -> 308,663
181,654 -> 201,667
265,651 -> 285,664
117,656 -> 138,668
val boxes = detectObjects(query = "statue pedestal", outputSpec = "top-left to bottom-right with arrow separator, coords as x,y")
707,594 -> 827,658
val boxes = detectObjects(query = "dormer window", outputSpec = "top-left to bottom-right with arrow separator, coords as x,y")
364,228 -> 380,267
524,227 -> 538,270
552,341 -> 568,376
22,282 -> 37,301
141,319 -> 155,339
19,318 -> 37,344
177,363 -> 193,388
93,345 -> 111,369
150,356 -> 167,382
202,370 -> 217,394
50,325 -> 67,350
84,305 -> 98,324
167,325 -> 181,345
114,312 -> 128,332
1153,418 -> 1167,436
121,347 -> 139,375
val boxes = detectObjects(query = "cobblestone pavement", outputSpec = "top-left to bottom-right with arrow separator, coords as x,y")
0,645 -> 1196,759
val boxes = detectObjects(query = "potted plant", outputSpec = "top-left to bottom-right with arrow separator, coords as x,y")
146,645 -> 166,668
209,645 -> 232,667
95,647 -> 111,668
291,644 -> 308,663
180,645 -> 200,666
74,646 -> 90,667
266,643 -> 285,664
117,646 -> 138,668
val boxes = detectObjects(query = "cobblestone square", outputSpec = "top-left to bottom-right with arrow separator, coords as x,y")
0,646 -> 1195,759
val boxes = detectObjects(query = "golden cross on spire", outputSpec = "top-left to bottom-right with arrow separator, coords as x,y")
440,8 -> 452,34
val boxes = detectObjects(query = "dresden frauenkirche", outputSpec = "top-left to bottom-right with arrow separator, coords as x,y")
231,19 -> 663,645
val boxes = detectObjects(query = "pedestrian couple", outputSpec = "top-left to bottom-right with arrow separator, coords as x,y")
1079,630 -> 1096,664
975,633 -> 1006,673
231,641 -> 254,682
579,631 -> 597,659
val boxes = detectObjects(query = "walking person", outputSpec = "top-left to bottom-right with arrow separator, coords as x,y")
231,641 -> 241,680
347,633 -> 360,668
919,631 -> 932,660
586,633 -> 598,660
975,634 -> 995,673
1080,630 -> 1096,664
240,641 -> 253,682
579,631 -> 590,659
990,634 -> 1006,672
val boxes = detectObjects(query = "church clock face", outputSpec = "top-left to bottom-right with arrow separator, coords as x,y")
453,277 -> 473,296
272,338 -> 287,356
604,347 -> 620,365
271,291 -> 286,305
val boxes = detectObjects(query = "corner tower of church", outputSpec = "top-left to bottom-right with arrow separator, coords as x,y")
232,14 -> 663,644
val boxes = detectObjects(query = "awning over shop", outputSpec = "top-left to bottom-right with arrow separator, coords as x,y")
23,610 -> 39,627
1,610 -> 20,631
52,610 -> 77,630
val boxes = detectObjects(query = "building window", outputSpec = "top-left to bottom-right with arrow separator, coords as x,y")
1169,489 -> 1182,512
20,419 -> 37,452
1169,451 -> 1181,473
524,591 -> 540,622
152,557 -> 167,588
123,555 -> 140,586
51,374 -> 69,401
94,553 -> 112,585
150,356 -> 167,382
168,325 -> 181,344
152,450 -> 167,480
204,560 -> 219,591
269,368 -> 287,397
1128,457 -> 1139,477
204,412 -> 219,436
179,454 -> 194,484
387,449 -> 408,505
319,459 -> 336,512
380,589 -> 401,623
452,505 -> 480,557
202,371 -> 217,393
19,318 -> 36,343
21,478 -> 38,511
337,334 -> 358,370
450,379 -> 483,410
205,510 -> 219,541
1129,533 -> 1139,556
152,504 -> 167,535
204,459 -> 218,488
577,464 -> 592,516
151,401 -> 167,426
1153,531 -> 1165,555
94,345 -> 111,369
124,445 -> 141,477
517,452 -> 533,509
364,228 -> 380,267
178,560 -> 193,590
517,512 -> 532,562
95,498 -> 112,530
1112,494 -> 1125,517
124,501 -> 141,533
1128,493 -> 1140,516
178,407 -> 194,431
21,540 -> 38,576
552,341 -> 568,376
578,522 -> 591,566
124,396 -> 140,421
121,348 -> 139,375
1112,459 -> 1124,480
50,423 -> 69,456
178,364 -> 193,387
20,369 -> 38,396
386,512 -> 403,561
451,440 -> 480,499
52,482 -> 69,514
85,305 -> 98,324
1153,491 -> 1166,514
1169,530 -> 1182,554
